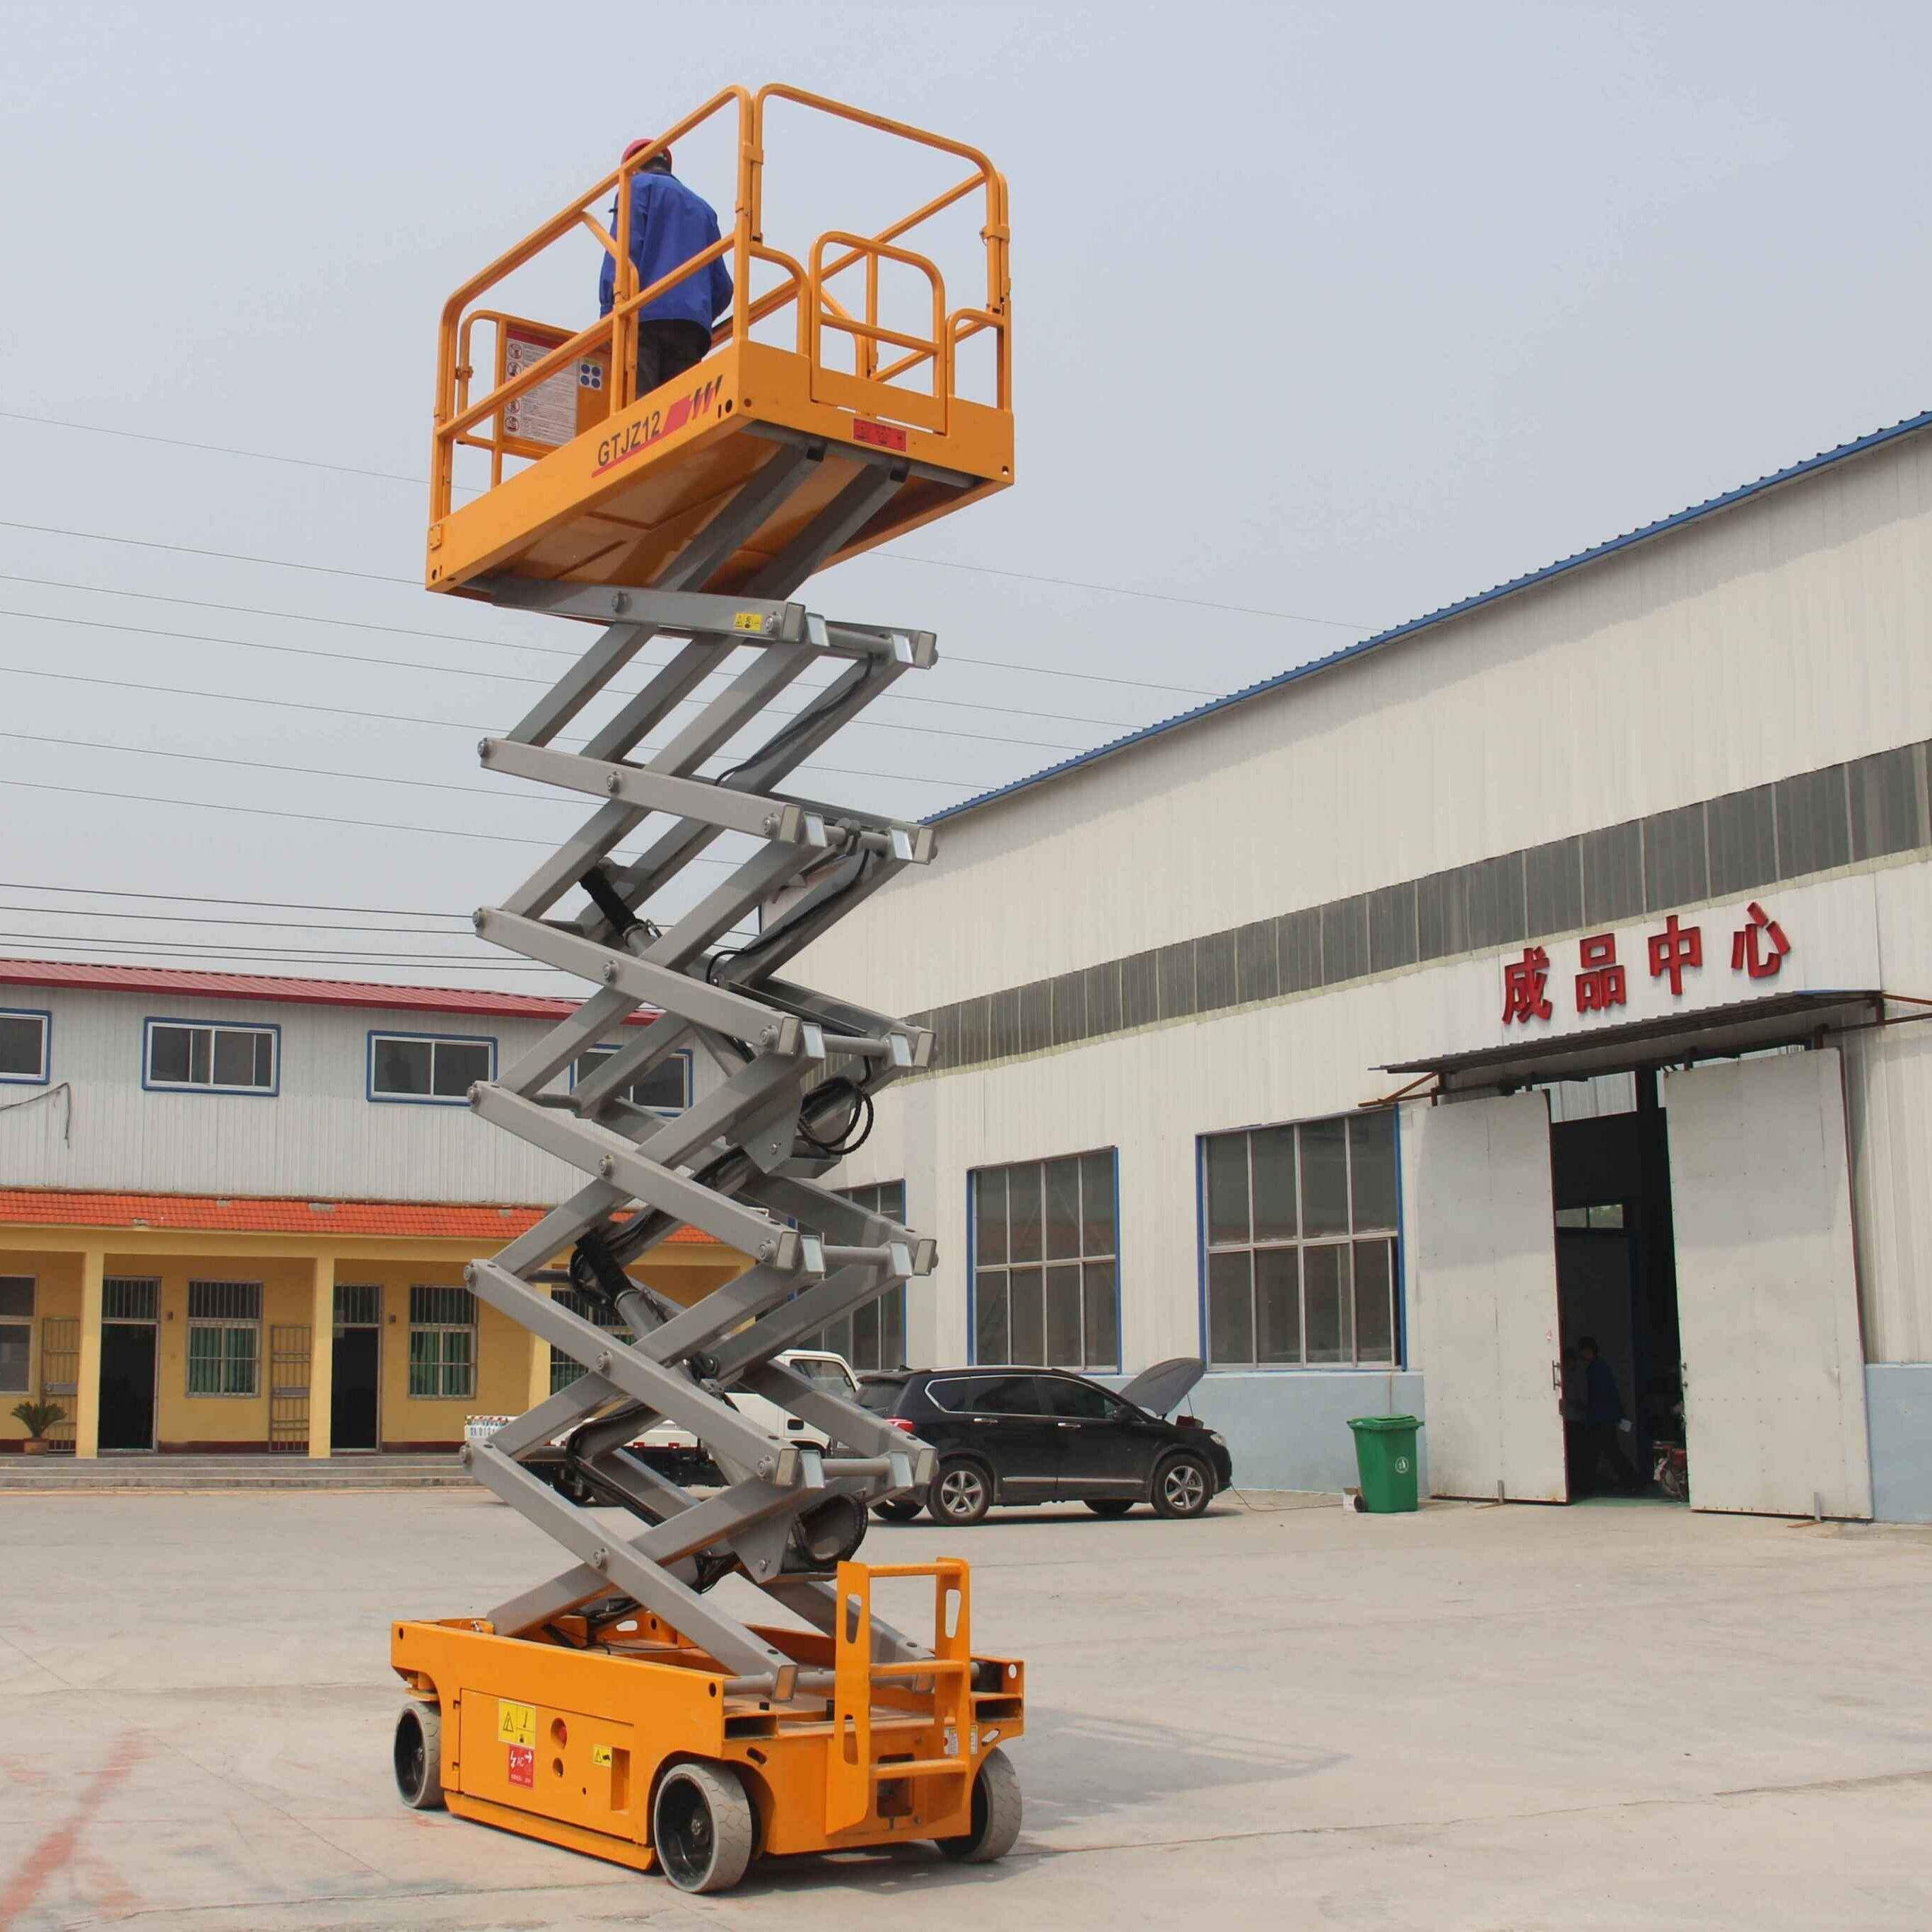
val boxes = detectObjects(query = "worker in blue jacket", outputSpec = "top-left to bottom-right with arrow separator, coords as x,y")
597,139 -> 734,397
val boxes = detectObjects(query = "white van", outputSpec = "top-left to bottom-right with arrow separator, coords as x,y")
629,1348 -> 862,1483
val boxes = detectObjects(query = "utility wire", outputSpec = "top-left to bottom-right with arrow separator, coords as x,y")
0,881 -> 475,918
0,930 -> 560,964
0,604 -> 1086,754
0,408 -> 1366,634
0,941 -> 574,973
0,518 -> 1229,696
0,775 -> 587,849
0,901 -> 490,936
0,879 -> 751,942
0,661 -> 984,788
0,727 -> 603,814
0,571 -> 1135,729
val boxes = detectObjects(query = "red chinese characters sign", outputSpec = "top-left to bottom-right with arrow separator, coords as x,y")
1501,902 -> 1792,1027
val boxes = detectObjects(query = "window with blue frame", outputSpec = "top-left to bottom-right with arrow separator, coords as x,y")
0,1010 -> 49,1084
572,1043 -> 691,1113
971,1150 -> 1119,1370
1200,1110 -> 1398,1369
146,1019 -> 276,1094
369,1032 -> 494,1103
797,1181 -> 908,1372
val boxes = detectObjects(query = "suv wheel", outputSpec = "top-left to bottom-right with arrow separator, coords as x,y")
874,1497 -> 924,1523
1151,1452 -> 1214,1519
929,1458 -> 993,1526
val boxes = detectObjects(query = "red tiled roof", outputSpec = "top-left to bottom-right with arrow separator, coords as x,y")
0,1188 -> 720,1246
0,958 -> 658,1024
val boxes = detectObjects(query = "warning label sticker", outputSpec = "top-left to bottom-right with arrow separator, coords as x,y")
591,1743 -> 613,1768
503,330 -> 579,448
507,1743 -> 535,1788
496,1699 -> 536,1747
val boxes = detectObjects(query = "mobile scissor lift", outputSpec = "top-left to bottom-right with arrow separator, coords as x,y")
387,86 -> 1023,1892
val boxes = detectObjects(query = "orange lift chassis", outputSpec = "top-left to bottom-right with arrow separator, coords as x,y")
388,86 -> 1024,1892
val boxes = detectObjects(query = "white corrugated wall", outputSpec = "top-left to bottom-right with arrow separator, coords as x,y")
0,987 -> 718,1206
802,431 -> 1932,1017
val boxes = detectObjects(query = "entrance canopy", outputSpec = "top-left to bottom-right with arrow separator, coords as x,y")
1383,991 -> 1880,1096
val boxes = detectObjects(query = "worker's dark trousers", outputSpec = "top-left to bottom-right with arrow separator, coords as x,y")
1578,1422 -> 1642,1494
635,320 -> 713,397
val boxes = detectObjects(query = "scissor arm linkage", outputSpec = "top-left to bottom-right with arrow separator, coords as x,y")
451,447 -> 948,1692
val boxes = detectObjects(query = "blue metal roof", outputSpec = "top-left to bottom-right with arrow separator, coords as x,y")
930,405 -> 1932,825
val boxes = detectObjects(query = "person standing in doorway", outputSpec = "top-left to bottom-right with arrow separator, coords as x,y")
597,139 -> 734,397
1574,1335 -> 1643,1495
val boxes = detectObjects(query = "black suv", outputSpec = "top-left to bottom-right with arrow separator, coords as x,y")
857,1359 -> 1233,1524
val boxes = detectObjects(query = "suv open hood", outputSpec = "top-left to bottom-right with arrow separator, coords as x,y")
1118,1357 -> 1205,1417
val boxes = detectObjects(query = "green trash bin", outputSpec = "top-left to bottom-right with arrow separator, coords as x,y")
1347,1415 -> 1422,1513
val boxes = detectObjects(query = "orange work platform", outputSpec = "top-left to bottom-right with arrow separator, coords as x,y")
427,84 -> 1012,598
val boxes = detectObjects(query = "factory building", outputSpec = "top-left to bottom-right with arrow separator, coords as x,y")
798,409 -> 1932,1522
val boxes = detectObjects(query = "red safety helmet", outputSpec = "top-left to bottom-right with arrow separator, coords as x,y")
621,137 -> 672,171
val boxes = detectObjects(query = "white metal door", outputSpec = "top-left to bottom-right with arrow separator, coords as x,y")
1415,1091 -> 1567,1502
1665,1050 -> 1872,1518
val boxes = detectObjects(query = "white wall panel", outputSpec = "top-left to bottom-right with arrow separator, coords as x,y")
0,988 -> 715,1207
826,860 -> 1932,1376
802,432 -> 1932,1017
1844,863 -> 1932,1361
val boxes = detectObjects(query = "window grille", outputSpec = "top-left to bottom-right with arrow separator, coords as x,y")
796,1182 -> 908,1371
103,1277 -> 160,1322
409,1284 -> 476,1398
0,1275 -> 30,1396
186,1280 -> 263,1395
971,1151 -> 1119,1370
1200,1111 -> 1399,1369
334,1284 -> 382,1327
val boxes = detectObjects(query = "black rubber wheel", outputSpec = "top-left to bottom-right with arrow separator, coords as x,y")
874,1497 -> 925,1523
1084,1499 -> 1135,1518
1150,1453 -> 1214,1519
928,1458 -> 993,1526
652,1760 -> 755,1894
936,1746 -> 1022,1863
392,1701 -> 444,1810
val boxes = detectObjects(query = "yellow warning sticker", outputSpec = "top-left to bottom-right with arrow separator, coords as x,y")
496,1699 -> 536,1747
732,611 -> 766,633
592,1743 -> 613,1767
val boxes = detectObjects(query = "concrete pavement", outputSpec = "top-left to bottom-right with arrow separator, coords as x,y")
2,1489 -> 1929,1928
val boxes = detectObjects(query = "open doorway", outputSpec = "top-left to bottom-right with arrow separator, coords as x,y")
1549,1073 -> 1685,1504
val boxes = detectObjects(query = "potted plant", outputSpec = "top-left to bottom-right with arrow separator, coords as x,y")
11,1400 -> 65,1454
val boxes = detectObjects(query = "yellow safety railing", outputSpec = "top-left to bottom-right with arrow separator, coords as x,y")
431,84 -> 1011,522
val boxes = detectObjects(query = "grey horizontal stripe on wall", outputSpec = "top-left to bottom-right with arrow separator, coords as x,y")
908,736 -> 1932,1076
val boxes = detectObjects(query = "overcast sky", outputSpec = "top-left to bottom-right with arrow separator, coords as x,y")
2,2 -> 1928,991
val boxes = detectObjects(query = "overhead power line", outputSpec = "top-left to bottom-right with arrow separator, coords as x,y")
0,901 -> 490,936
0,939 -> 575,974
0,775 -> 562,849
0,881 -> 476,918
0,929 -> 561,965
0,517 -> 1231,696
0,604 -> 1087,754
0,661 -> 984,788
0,570 -> 1132,728
0,408 -> 1366,633
0,882 -> 752,947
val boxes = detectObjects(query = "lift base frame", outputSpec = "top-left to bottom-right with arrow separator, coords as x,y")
393,1559 -> 1025,1870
